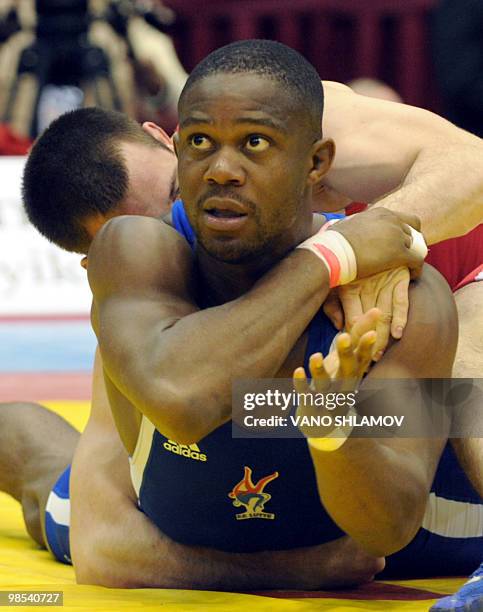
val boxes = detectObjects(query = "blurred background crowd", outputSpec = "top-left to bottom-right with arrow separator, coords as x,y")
0,0 -> 481,153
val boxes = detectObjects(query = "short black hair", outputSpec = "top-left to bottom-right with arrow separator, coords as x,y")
179,39 -> 323,137
22,107 -> 160,254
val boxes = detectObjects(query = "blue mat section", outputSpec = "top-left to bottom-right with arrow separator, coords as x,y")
0,322 -> 96,372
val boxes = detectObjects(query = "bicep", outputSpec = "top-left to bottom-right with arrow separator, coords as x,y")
88,215 -> 199,409
323,84 -> 481,202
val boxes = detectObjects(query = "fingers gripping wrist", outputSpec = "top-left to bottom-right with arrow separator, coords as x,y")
298,219 -> 427,288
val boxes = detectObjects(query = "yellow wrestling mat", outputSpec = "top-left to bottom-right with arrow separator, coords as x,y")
0,401 -> 464,611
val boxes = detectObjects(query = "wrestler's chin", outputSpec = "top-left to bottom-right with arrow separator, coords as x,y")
197,234 -> 264,265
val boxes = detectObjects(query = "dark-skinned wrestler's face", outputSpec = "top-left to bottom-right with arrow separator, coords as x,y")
176,72 -> 331,264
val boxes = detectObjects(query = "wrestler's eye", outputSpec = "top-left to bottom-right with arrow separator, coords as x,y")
245,135 -> 270,152
189,134 -> 212,150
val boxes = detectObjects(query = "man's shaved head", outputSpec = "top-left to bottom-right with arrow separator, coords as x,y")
179,39 -> 324,139
23,108 -> 171,254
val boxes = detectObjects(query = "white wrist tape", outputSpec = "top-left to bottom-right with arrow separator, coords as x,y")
307,406 -> 357,452
297,228 -> 357,288
409,227 -> 428,258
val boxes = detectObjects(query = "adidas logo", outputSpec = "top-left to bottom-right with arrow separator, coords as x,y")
163,440 -> 207,462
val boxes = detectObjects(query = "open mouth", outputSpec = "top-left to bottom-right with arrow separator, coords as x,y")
205,208 -> 247,218
201,197 -> 251,230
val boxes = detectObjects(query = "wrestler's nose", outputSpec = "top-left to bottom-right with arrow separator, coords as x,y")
204,147 -> 245,186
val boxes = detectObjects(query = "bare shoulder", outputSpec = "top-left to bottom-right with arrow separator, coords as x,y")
408,264 -> 456,321
89,214 -> 190,263
87,215 -> 193,298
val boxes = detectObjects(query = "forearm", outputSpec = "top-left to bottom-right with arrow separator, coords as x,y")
75,492 -> 383,590
74,490 -> 335,591
73,478 -> 274,590
307,377 -> 437,556
323,83 -> 483,244
308,436 -> 435,557
373,144 -> 483,245
101,249 -> 330,444
71,431 -> 380,590
92,211 -> 425,444
307,268 -> 456,555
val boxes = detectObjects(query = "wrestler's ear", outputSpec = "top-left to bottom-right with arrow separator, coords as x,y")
142,122 -> 174,151
307,139 -> 335,185
172,130 -> 179,158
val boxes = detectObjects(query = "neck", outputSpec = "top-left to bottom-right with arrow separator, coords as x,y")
195,212 -> 325,306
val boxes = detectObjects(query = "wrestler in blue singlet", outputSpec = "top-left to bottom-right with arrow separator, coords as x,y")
130,306 -> 344,552
46,200 -> 483,587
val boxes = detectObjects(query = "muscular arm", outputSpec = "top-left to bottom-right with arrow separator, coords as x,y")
307,266 -> 458,556
88,211 -> 420,445
70,350 -> 382,589
322,81 -> 483,244
88,216 -> 329,444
